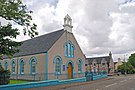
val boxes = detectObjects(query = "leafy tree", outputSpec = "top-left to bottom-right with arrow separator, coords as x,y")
117,63 -> 126,74
0,0 -> 38,59
128,53 -> 135,68
117,62 -> 135,74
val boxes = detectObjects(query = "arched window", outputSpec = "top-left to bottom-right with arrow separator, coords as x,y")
68,43 -> 71,56
77,59 -> 82,73
11,60 -> 16,74
71,46 -> 74,57
54,56 -> 62,74
65,45 -> 68,56
64,41 -> 75,58
56,58 -> 61,74
29,57 -> 37,75
20,59 -> 24,74
31,60 -> 36,74
4,61 -> 8,70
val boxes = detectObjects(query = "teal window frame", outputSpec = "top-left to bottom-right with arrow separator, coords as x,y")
11,60 -> 16,74
54,56 -> 62,75
64,41 -> 75,58
76,59 -> 83,73
64,45 -> 68,56
20,59 -> 25,75
29,57 -> 38,75
4,61 -> 8,70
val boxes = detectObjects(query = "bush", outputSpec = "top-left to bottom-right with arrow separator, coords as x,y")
0,66 -> 10,85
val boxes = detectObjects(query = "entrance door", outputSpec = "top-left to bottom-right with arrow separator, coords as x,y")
68,62 -> 73,79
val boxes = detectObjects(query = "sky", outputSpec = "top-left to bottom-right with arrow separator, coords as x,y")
1,0 -> 135,61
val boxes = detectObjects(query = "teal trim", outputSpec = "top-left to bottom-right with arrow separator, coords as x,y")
4,60 -> 8,70
29,57 -> 38,64
19,58 -> 25,65
10,59 -> 15,65
64,45 -> 68,56
0,78 -> 86,90
11,60 -> 16,74
46,52 -> 48,80
66,60 -> 74,78
29,57 -> 38,75
93,74 -> 108,80
64,40 -> 75,58
19,58 -> 25,75
76,59 -> 83,73
53,55 -> 63,77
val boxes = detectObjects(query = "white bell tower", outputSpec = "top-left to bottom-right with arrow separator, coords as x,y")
63,14 -> 73,33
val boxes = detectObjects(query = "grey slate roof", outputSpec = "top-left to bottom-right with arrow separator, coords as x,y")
13,29 -> 65,57
86,56 -> 110,64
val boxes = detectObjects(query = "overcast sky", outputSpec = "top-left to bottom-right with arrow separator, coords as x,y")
2,0 -> 135,61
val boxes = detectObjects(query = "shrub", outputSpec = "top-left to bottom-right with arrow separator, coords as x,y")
0,65 -> 10,85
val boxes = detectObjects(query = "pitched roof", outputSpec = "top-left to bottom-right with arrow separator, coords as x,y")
13,29 -> 65,57
86,56 -> 110,64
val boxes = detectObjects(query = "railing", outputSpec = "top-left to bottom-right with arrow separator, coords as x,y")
85,71 -> 108,81
10,73 -> 85,81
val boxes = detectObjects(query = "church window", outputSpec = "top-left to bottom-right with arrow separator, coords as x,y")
20,59 -> 24,74
4,61 -> 8,70
77,59 -> 82,73
29,57 -> 37,75
64,41 -> 74,58
11,60 -> 15,74
54,56 -> 62,75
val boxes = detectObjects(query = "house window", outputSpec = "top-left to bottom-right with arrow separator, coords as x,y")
20,60 -> 24,74
64,41 -> 75,58
77,59 -> 82,73
4,61 -> 8,70
54,56 -> 62,74
11,61 -> 15,74
29,57 -> 37,75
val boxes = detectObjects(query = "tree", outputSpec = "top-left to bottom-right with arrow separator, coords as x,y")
117,62 -> 135,74
0,0 -> 38,59
128,53 -> 135,68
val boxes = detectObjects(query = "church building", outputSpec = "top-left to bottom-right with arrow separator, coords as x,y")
0,15 -> 86,81
86,52 -> 114,74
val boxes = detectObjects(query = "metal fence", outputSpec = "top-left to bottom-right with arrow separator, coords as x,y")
85,71 -> 108,81
10,73 -> 85,81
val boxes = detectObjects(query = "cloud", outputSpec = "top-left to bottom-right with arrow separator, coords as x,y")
19,0 -> 135,60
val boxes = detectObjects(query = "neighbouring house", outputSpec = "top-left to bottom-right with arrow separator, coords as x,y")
86,52 -> 114,74
0,15 -> 86,81
114,58 -> 124,72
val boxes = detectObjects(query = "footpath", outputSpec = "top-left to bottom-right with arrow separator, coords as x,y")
24,77 -> 113,90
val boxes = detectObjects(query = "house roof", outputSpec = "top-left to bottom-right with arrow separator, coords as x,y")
86,56 -> 110,64
13,29 -> 65,57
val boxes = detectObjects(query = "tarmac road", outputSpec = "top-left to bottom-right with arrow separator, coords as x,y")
24,74 -> 135,90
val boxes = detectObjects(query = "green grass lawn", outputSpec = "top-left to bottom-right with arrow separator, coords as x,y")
10,80 -> 30,84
